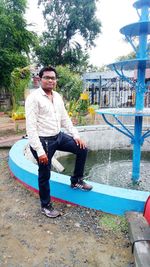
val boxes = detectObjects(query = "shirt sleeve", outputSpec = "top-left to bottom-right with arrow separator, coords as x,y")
60,98 -> 80,139
25,95 -> 45,157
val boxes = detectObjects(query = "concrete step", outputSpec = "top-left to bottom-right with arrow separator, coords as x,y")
126,211 -> 150,267
0,135 -> 23,148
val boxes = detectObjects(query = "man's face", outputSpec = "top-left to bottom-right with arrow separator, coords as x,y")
40,71 -> 57,91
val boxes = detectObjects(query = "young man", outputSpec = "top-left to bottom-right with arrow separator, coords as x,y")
25,66 -> 93,218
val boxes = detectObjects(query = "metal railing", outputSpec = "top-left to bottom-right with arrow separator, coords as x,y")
88,87 -> 150,108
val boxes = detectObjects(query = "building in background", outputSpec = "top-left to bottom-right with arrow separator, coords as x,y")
82,70 -> 150,108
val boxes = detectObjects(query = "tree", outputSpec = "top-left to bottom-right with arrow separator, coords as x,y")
116,51 -> 135,62
56,65 -> 83,101
87,64 -> 108,72
10,66 -> 30,110
0,0 -> 36,90
36,0 -> 101,72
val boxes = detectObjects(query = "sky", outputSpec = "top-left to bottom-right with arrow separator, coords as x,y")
25,0 -> 138,67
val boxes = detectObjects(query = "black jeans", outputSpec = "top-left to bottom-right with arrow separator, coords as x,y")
30,132 -> 88,208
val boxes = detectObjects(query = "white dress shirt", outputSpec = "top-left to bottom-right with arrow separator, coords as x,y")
25,87 -> 80,157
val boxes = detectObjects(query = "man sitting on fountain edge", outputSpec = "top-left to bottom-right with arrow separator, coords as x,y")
25,66 -> 93,218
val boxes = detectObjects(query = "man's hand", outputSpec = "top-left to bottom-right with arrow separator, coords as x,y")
74,138 -> 86,149
38,154 -> 48,165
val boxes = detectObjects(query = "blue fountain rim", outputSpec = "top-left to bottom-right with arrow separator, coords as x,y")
108,59 -> 150,71
133,0 -> 150,9
8,139 -> 150,215
96,108 -> 150,117
120,21 -> 150,36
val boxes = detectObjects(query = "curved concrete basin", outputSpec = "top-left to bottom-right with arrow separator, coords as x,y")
8,127 -> 150,215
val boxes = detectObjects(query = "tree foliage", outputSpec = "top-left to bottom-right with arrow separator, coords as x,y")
10,66 -> 30,110
116,51 -> 136,62
36,0 -> 101,72
56,65 -> 83,101
0,0 -> 36,90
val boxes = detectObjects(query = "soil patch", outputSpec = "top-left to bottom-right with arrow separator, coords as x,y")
0,149 -> 134,267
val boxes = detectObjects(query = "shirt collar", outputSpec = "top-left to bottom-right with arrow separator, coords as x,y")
39,87 -> 54,97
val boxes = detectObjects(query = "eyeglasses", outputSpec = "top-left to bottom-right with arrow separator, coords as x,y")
42,76 -> 57,81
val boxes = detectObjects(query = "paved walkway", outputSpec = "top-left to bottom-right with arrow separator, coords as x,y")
0,113 -> 26,147
0,134 -> 25,147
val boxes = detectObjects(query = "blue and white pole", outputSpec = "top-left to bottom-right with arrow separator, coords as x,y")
132,1 -> 149,181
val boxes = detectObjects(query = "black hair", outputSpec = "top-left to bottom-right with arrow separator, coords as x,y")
38,66 -> 57,78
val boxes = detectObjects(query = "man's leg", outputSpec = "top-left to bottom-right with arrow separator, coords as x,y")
30,144 -> 51,208
57,132 -> 93,191
30,137 -> 60,217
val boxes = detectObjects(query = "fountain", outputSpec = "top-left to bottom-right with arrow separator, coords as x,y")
8,0 -> 150,215
97,0 -> 150,182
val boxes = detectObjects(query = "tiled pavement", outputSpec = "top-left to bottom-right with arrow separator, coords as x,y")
0,134 -> 24,147
0,113 -> 26,147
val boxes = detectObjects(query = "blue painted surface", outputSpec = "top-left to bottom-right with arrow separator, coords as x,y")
120,22 -> 150,36
96,108 -> 150,117
108,59 -> 150,71
8,139 -> 150,215
132,116 -> 143,180
134,0 -> 150,9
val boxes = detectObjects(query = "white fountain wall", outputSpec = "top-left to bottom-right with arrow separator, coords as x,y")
55,125 -> 150,159
25,125 -> 134,160
24,125 -> 150,171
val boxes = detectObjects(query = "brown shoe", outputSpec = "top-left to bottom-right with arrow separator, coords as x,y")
71,180 -> 93,191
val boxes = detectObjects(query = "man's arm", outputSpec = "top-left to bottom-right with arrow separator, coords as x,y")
25,95 -> 46,157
